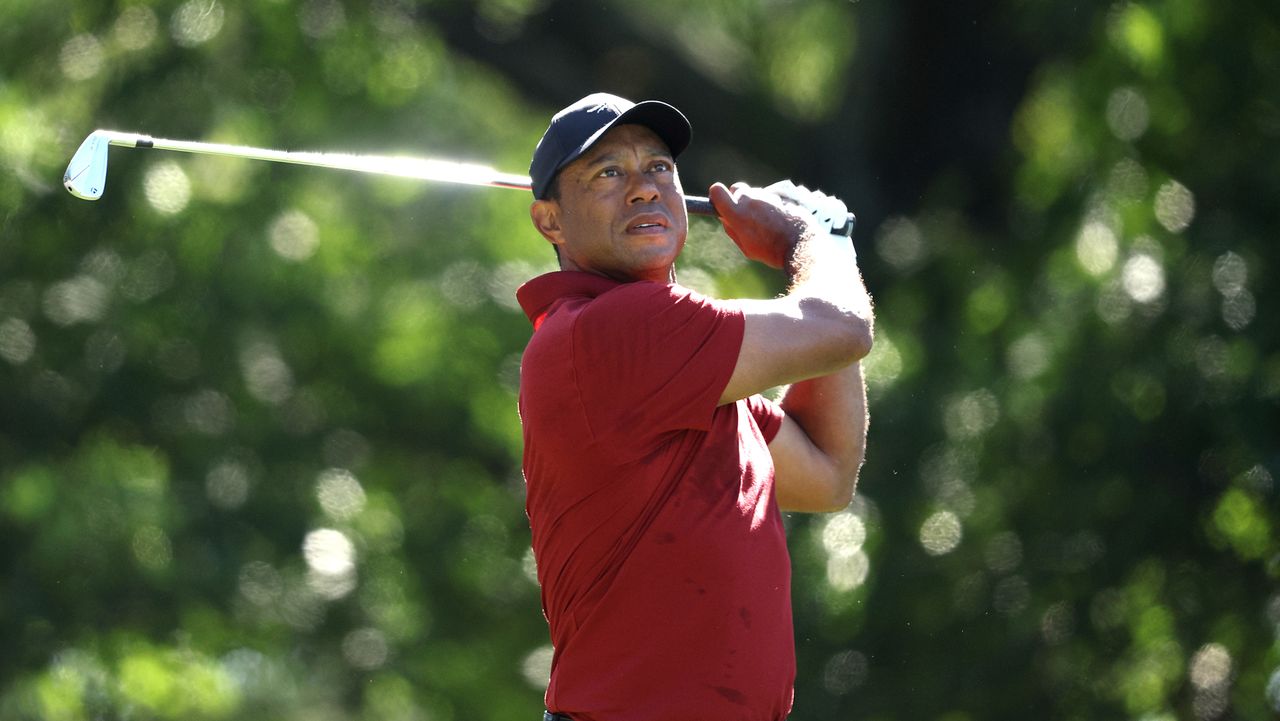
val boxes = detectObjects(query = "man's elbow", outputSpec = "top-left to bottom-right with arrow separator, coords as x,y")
841,315 -> 874,363
825,472 -> 859,512
809,467 -> 860,513
797,298 -> 874,368
827,308 -> 874,368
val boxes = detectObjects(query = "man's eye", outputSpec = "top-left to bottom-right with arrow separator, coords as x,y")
599,168 -> 621,178
651,161 -> 672,172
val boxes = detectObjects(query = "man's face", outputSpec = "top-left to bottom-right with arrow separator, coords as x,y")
531,124 -> 689,283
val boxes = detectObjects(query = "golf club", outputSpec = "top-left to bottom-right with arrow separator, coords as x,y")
64,130 -> 855,235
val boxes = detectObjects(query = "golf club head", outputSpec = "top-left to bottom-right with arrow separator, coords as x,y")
64,131 -> 110,200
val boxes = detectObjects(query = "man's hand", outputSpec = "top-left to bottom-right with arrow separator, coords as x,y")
708,181 -> 852,268
762,180 -> 853,244
708,181 -> 814,268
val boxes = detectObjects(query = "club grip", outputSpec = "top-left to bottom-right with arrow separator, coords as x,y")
683,195 -> 857,237
683,195 -> 717,218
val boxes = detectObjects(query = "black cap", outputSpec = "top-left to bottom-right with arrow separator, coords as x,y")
529,92 -> 692,199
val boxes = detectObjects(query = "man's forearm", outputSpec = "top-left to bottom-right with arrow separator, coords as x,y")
780,229 -> 873,490
785,227 -> 874,324
779,361 -> 869,492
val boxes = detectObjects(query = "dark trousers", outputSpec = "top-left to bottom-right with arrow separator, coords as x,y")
543,713 -> 571,721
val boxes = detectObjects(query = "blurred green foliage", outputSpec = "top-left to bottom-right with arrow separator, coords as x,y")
1,1 -> 1277,720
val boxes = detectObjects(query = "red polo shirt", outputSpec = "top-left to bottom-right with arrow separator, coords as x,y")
516,271 -> 794,721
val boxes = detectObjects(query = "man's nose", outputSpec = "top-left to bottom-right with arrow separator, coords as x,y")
627,173 -> 661,204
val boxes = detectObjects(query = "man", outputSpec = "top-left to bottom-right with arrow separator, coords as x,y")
516,93 -> 874,721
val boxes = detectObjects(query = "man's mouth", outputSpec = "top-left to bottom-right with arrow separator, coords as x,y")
626,214 -> 670,233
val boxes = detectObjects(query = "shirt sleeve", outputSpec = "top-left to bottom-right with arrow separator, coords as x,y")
572,281 -> 743,442
744,394 -> 785,444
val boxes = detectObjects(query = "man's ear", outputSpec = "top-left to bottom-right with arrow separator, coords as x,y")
530,199 -> 565,248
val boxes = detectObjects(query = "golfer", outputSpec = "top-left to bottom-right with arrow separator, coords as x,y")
517,93 -> 874,721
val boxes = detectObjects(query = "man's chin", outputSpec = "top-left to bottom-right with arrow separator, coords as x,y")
614,251 -> 681,283
634,238 -> 683,268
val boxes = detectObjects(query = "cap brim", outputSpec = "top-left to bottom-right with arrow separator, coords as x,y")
611,100 -> 691,158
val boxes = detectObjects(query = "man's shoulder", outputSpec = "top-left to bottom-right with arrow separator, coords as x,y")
525,274 -> 740,351
529,278 -> 692,330
591,279 -> 680,307
582,280 -> 721,320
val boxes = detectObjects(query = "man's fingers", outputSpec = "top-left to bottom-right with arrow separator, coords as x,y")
711,180 -> 846,233
711,181 -> 785,220
815,193 -> 847,226
764,179 -> 798,198
764,180 -> 803,209
709,181 -> 732,203
708,182 -> 740,219
708,182 -> 749,241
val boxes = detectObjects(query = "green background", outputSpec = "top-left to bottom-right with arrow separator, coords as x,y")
2,1 -> 1277,719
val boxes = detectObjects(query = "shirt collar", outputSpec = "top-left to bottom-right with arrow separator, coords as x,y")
516,271 -> 624,329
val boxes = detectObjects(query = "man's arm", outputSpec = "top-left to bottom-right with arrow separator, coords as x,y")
769,359 -> 868,512
708,182 -> 874,512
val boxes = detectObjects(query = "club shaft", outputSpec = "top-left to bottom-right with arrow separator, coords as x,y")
103,131 -> 533,189
100,131 -> 723,217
